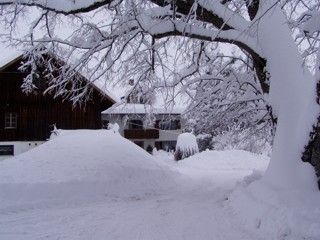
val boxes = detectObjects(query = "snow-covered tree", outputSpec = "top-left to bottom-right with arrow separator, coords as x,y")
174,132 -> 199,161
1,0 -> 320,190
290,1 -> 320,186
184,57 -> 272,154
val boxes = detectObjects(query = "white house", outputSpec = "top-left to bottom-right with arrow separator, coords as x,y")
102,103 -> 184,152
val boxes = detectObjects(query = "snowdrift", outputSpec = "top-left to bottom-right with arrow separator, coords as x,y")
178,149 -> 269,172
174,149 -> 270,190
179,150 -> 320,239
0,130 -> 177,206
228,180 -> 320,240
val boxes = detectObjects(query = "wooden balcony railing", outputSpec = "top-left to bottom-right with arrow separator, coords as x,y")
124,129 -> 159,139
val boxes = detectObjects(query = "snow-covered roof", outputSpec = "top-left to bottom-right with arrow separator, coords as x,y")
0,50 -> 23,72
102,103 -> 184,115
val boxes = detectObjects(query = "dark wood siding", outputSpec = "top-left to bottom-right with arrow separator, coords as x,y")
124,129 -> 159,139
0,59 -> 113,141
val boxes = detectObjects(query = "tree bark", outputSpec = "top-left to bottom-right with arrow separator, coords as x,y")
302,81 -> 320,189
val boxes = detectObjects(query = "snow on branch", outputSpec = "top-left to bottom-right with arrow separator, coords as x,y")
0,0 -> 114,14
136,10 -> 262,57
197,0 -> 251,31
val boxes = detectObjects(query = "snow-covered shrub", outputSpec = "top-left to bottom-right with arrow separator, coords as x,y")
174,132 -> 199,161
49,124 -> 61,140
107,123 -> 120,133
152,147 -> 158,156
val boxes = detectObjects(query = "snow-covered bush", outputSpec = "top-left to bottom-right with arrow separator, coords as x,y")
49,124 -> 62,140
174,132 -> 199,161
107,123 -> 120,134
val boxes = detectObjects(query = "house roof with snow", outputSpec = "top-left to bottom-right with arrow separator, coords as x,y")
0,51 -> 118,104
102,103 -> 184,115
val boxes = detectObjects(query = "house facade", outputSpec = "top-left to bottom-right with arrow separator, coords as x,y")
0,54 -> 115,159
102,103 -> 184,152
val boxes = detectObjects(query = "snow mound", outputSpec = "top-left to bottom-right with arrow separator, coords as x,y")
0,130 -> 177,205
228,181 -> 320,240
178,149 -> 269,172
174,150 -> 269,189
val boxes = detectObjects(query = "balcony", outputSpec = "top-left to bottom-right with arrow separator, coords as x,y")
124,129 -> 159,139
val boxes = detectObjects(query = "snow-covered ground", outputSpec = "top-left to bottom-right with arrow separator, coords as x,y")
0,130 -> 319,240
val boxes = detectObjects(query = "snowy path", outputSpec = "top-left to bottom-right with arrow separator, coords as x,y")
0,168 -> 265,240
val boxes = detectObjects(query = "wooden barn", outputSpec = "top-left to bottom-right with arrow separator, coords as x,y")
0,53 -> 115,158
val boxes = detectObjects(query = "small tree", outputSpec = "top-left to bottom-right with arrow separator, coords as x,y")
174,132 -> 199,161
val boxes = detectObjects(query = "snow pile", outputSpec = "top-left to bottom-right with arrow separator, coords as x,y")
228,181 -> 320,240
178,150 -> 269,172
175,132 -> 199,160
175,150 -> 269,189
0,130 -> 177,206
153,149 -> 173,159
179,150 -> 320,240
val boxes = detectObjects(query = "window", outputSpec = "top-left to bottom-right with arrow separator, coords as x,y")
0,145 -> 14,155
159,120 -> 181,130
5,112 -> 17,129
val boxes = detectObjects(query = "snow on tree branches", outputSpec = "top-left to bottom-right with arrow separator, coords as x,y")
184,56 -> 272,154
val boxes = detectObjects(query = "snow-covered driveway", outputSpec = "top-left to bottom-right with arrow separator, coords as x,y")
0,170 -> 265,240
0,130 -> 269,240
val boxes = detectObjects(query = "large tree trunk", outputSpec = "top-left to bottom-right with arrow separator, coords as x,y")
256,3 -> 319,190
